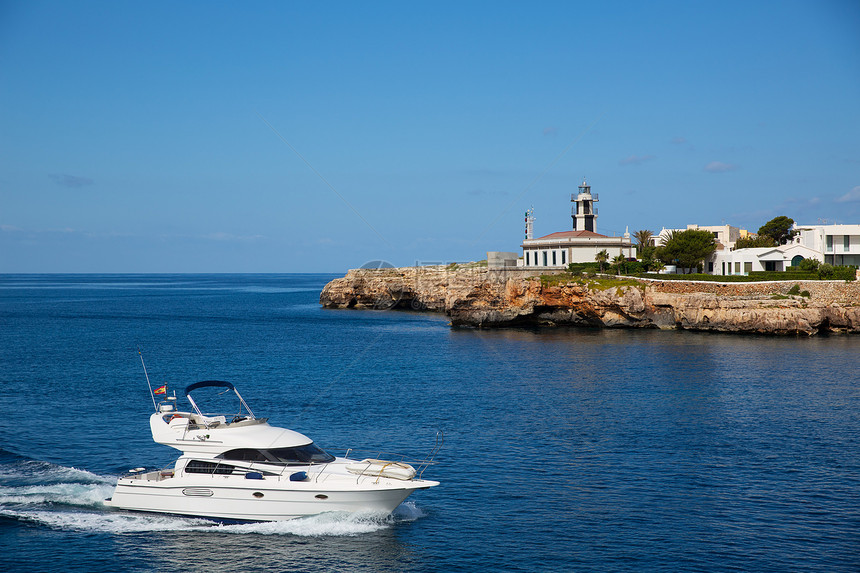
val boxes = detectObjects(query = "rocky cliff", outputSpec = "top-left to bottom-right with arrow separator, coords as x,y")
320,266 -> 860,335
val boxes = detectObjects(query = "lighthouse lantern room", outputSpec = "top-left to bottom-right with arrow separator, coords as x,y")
571,179 -> 599,232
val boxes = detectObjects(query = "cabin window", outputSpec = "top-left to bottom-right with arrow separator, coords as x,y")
221,449 -> 269,462
185,460 -> 235,475
266,444 -> 335,465
218,444 -> 335,466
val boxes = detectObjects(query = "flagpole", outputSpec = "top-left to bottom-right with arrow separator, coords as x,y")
139,349 -> 157,412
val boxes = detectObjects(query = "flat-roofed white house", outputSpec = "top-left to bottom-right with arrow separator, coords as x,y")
710,243 -> 822,275
656,224 -> 749,250
794,224 -> 860,267
519,180 -> 635,268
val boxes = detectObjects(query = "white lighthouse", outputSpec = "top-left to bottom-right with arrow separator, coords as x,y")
524,207 -> 535,240
571,179 -> 598,233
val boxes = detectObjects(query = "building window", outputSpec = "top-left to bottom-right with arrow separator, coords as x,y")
845,235 -> 850,250
552,251 -> 557,265
708,262 -> 714,273
826,235 -> 833,252
525,252 -> 530,266
561,250 -> 566,265
744,262 -> 752,274
542,251 -> 547,266
734,262 -> 740,274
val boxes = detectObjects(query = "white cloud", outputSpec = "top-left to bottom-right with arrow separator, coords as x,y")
835,185 -> 860,203
619,154 -> 655,166
704,161 -> 737,173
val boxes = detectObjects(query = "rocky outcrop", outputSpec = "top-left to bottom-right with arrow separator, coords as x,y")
320,267 -> 860,335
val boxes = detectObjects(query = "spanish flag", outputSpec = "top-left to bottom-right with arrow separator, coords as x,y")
154,385 -> 167,395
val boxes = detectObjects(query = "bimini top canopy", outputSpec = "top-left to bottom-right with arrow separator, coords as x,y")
184,380 -> 235,396
182,380 -> 255,421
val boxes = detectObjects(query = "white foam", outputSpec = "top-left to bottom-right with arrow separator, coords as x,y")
213,510 -> 393,536
0,508 -> 210,533
0,482 -> 115,508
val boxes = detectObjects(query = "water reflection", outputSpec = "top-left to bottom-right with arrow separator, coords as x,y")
121,519 -> 423,573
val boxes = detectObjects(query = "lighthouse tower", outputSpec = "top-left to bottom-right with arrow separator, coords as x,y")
524,207 -> 535,240
571,179 -> 598,232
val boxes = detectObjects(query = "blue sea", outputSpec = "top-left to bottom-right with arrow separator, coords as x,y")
1,274 -> 858,572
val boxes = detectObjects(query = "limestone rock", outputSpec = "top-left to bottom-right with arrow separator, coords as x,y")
319,267 -> 860,336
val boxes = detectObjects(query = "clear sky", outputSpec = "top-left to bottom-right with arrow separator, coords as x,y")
2,1 -> 859,272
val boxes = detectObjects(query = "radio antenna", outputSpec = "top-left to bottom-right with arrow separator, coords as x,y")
138,348 -> 157,412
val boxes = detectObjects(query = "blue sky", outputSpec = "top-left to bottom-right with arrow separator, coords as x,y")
2,0 -> 859,272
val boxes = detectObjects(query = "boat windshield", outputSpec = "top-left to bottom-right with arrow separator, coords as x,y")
219,444 -> 335,465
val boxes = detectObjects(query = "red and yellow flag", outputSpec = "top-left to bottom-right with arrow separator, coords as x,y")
153,385 -> 167,395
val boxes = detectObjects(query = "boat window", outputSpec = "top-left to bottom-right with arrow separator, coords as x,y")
185,460 -> 235,475
220,449 -> 269,462
265,443 -> 335,465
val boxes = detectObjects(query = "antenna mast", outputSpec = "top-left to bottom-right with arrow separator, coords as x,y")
139,349 -> 157,412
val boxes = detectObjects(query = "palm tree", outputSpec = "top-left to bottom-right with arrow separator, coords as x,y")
595,249 -> 609,272
633,229 -> 653,250
612,254 -> 626,275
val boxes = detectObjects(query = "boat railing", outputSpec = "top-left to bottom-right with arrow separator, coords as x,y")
342,430 -> 444,480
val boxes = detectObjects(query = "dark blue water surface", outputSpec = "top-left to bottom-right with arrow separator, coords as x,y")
1,274 -> 858,572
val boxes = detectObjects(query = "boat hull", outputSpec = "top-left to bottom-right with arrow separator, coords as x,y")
106,475 -> 435,522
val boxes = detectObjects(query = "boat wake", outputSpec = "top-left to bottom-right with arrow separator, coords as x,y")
0,449 -> 425,537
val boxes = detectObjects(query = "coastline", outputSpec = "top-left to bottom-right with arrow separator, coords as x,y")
319,266 -> 860,335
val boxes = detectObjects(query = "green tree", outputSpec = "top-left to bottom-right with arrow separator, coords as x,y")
633,229 -> 656,265
733,235 -> 777,249
758,216 -> 796,245
611,253 -> 626,275
657,229 -> 717,273
633,229 -> 653,249
595,249 -> 609,272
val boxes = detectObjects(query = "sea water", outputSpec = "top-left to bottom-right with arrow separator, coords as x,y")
0,274 -> 857,572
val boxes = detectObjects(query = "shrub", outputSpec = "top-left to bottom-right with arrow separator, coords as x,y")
798,258 -> 820,272
787,284 -> 801,296
567,262 -> 601,274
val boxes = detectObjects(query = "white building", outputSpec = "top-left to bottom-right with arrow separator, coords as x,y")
519,179 -> 635,268
710,243 -> 822,275
521,230 -> 636,268
794,224 -> 860,267
656,224 -> 748,250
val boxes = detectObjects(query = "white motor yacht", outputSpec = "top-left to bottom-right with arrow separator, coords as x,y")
106,380 -> 441,522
